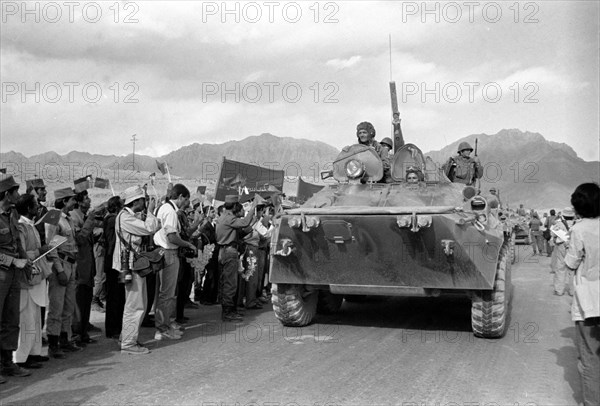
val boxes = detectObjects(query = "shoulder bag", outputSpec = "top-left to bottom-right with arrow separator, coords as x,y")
117,212 -> 165,277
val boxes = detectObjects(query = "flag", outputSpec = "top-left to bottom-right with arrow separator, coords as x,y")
297,178 -> 325,204
74,175 -> 92,193
156,160 -> 167,175
216,158 -> 284,201
94,177 -> 110,189
197,186 -> 207,195
254,193 -> 268,206
34,209 -> 62,226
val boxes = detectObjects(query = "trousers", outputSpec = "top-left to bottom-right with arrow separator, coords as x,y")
576,318 -> 600,406
13,289 -> 42,362
155,249 -> 179,332
0,266 -> 20,351
121,272 -> 147,349
219,246 -> 239,311
46,261 -> 77,338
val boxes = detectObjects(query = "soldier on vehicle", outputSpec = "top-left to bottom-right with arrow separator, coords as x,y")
489,187 -> 501,209
380,137 -> 393,158
443,142 -> 483,186
355,122 -> 391,182
406,166 -> 424,184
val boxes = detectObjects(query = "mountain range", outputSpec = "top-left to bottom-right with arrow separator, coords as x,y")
1,130 -> 598,209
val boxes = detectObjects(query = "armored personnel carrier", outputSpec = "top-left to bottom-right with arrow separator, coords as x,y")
269,85 -> 513,338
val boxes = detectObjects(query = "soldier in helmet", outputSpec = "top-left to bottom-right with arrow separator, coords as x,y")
443,141 -> 483,186
489,187 -> 502,209
356,122 -> 391,182
380,137 -> 393,157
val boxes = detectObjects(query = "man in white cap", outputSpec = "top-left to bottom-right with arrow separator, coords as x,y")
113,186 -> 160,354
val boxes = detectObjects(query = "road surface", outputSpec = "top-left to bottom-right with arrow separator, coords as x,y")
1,244 -> 581,406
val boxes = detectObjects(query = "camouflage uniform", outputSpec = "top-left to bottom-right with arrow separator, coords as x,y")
443,142 -> 483,186
356,122 -> 391,182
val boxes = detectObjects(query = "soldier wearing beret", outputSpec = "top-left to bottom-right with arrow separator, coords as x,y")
0,175 -> 32,381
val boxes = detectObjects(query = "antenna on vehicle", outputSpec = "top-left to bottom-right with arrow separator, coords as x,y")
389,34 -> 393,82
389,35 -> 404,152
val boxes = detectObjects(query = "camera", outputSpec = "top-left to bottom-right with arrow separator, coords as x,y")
179,246 -> 196,258
120,250 -> 132,283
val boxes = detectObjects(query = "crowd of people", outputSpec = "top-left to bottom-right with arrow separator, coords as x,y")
0,168 -> 597,405
513,185 -> 599,406
0,174 -> 275,383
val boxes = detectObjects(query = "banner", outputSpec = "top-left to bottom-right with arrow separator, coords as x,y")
296,177 -> 324,204
156,160 -> 168,175
94,177 -> 110,189
74,175 -> 92,193
215,158 -> 284,201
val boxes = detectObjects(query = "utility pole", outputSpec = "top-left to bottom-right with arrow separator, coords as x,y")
131,134 -> 137,167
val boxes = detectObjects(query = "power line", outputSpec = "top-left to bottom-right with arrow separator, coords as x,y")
131,134 -> 137,167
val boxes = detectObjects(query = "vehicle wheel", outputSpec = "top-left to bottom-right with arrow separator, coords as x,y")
317,291 -> 344,314
271,283 -> 317,327
510,232 -> 517,264
471,243 -> 511,338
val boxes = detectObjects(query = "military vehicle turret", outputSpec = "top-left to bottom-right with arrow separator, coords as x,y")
269,83 -> 513,338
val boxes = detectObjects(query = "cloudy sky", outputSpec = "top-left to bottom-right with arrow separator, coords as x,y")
1,1 -> 599,160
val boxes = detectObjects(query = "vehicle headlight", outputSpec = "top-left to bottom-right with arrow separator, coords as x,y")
345,159 -> 365,179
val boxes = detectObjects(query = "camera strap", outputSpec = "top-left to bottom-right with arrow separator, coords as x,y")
116,210 -> 142,256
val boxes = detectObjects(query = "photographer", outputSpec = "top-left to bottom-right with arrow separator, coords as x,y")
153,184 -> 196,340
113,186 -> 160,354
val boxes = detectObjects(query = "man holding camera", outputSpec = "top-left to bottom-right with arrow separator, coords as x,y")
114,186 -> 160,354
153,184 -> 197,340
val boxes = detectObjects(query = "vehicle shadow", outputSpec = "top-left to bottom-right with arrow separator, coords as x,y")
549,326 -> 581,406
317,295 -> 473,333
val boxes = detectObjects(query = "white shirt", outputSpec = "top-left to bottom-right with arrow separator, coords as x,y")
153,201 -> 180,249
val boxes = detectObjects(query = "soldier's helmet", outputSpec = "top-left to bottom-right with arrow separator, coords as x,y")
457,141 -> 473,152
380,137 -> 393,149
356,122 -> 376,139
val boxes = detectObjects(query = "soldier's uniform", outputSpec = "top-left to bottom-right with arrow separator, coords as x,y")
45,188 -> 80,357
356,122 -> 391,182
0,175 -> 30,379
443,142 -> 483,186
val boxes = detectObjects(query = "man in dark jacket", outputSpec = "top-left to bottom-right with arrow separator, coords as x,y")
72,191 -> 99,346
103,196 -> 124,339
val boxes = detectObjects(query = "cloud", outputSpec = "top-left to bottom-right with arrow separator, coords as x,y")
0,1 -> 597,161
326,55 -> 362,70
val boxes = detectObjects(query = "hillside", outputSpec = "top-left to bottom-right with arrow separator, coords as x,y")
1,130 -> 597,209
424,129 -> 600,210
